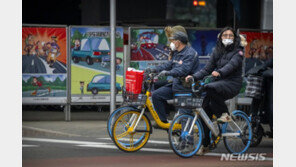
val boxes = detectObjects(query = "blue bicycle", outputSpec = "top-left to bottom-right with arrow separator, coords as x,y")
168,76 -> 252,158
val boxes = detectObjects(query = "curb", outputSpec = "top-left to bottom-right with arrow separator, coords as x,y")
22,126 -> 81,137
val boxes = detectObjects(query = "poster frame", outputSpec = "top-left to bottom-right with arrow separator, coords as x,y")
68,25 -> 124,105
21,24 -> 273,107
22,24 -> 68,105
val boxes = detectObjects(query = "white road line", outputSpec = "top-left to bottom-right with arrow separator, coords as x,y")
23,144 -> 39,147
22,137 -> 273,161
76,144 -> 172,153
98,138 -> 169,145
23,137 -> 105,145
56,60 -> 67,71
38,57 -> 55,74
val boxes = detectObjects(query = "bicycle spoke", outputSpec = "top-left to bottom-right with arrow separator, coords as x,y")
116,131 -> 129,139
112,110 -> 151,152
224,113 -> 251,154
130,135 -> 134,148
119,118 -> 129,129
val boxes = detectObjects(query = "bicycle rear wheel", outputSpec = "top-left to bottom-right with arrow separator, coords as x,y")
168,114 -> 203,158
250,123 -> 264,147
112,110 -> 151,152
107,106 -> 137,138
223,112 -> 252,154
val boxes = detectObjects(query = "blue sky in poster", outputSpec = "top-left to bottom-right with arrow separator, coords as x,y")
188,30 -> 220,56
70,27 -> 123,38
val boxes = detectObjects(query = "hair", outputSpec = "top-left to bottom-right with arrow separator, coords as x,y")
239,34 -> 248,47
164,25 -> 187,39
215,27 -> 241,54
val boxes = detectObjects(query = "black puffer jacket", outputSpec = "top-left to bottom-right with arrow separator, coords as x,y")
193,47 -> 244,99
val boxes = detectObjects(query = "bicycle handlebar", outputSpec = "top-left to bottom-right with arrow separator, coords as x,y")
190,75 -> 218,94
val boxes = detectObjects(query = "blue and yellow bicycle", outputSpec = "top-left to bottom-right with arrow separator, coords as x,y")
168,76 -> 252,158
107,73 -> 178,152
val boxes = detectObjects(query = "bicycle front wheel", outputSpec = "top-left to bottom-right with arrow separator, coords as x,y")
168,114 -> 203,158
112,110 -> 151,152
223,112 -> 252,154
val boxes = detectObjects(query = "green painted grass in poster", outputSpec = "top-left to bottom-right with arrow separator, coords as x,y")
71,65 -> 123,95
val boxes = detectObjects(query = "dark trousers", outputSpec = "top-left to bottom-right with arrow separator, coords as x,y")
250,76 -> 273,132
152,85 -> 174,122
201,88 -> 229,147
153,80 -> 169,91
266,78 -> 273,132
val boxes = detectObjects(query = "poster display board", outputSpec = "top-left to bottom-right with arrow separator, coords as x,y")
22,25 -> 272,106
238,31 -> 273,97
241,31 -> 273,73
187,29 -> 220,70
22,26 -> 67,104
129,27 -> 219,73
70,26 -> 124,103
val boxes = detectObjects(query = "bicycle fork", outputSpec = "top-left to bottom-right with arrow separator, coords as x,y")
130,108 -> 148,133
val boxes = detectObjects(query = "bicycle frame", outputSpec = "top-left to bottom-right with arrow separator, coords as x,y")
145,91 -> 171,129
125,73 -> 183,133
131,90 -> 170,132
197,108 -> 242,138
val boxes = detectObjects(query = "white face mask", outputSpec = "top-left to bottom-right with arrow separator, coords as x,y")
222,39 -> 233,46
170,42 -> 176,51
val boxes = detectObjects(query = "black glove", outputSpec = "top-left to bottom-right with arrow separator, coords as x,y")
158,70 -> 169,77
145,68 -> 157,74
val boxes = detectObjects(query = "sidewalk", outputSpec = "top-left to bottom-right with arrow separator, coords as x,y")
22,110 -> 171,140
23,120 -> 110,138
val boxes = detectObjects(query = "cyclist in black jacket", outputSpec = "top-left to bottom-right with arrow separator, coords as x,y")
186,27 -> 245,154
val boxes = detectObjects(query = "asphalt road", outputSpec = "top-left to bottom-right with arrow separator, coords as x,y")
23,136 -> 273,167
22,55 -> 66,74
22,120 -> 273,167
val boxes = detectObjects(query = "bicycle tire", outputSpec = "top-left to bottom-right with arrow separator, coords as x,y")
168,114 -> 203,158
250,124 -> 264,147
107,106 -> 138,138
223,112 -> 252,154
112,110 -> 151,152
